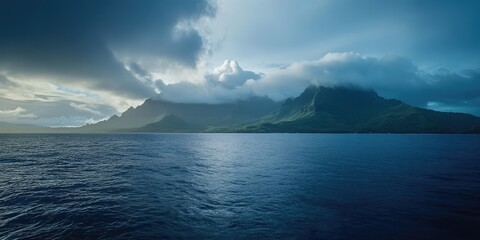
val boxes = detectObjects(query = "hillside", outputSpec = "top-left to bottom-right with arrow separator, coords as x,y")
2,86 -> 480,134
79,96 -> 279,132
239,86 -> 480,133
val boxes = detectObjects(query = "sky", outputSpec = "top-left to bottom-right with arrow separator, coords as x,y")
0,0 -> 479,126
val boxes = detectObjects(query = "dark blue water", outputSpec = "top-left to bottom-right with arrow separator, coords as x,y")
0,134 -> 479,239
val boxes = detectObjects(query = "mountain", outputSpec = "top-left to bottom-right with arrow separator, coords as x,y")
135,115 -> 199,133
239,86 -> 480,133
79,96 -> 279,132
3,86 -> 480,134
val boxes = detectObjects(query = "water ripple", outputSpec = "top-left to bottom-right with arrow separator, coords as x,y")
0,133 -> 479,239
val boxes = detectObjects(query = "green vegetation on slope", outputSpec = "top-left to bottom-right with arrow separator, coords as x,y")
238,86 -> 480,133
2,86 -> 480,133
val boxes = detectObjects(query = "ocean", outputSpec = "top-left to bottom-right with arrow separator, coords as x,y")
0,133 -> 479,239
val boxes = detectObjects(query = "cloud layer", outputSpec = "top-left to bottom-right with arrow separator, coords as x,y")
254,53 -> 480,115
0,107 -> 36,121
156,53 -> 480,115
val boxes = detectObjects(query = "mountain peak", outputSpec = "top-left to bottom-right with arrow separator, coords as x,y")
247,85 -> 480,133
78,85 -> 480,134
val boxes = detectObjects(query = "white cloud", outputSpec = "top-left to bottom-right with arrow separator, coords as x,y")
0,74 -> 127,126
0,107 -> 36,120
155,60 -> 262,103
208,59 -> 263,88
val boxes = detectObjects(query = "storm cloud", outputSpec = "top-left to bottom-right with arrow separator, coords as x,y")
0,0 -> 215,98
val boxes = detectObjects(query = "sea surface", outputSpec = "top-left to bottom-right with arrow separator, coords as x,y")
0,133 -> 479,239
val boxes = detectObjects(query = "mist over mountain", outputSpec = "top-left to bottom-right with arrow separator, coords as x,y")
58,85 -> 480,134
241,86 -> 480,133
0,122 -> 51,133
79,96 -> 279,132
142,54 -> 480,117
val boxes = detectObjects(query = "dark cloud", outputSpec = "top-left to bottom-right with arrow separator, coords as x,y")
0,38 -> 156,98
0,0 -> 215,98
128,62 -> 152,80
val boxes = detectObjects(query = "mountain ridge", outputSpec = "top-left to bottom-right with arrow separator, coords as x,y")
78,96 -> 280,132
2,85 -> 480,133
238,86 -> 480,133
